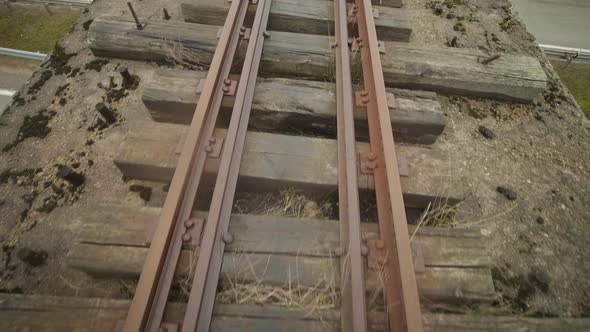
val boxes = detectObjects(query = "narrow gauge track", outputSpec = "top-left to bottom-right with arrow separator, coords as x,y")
122,0 -> 422,331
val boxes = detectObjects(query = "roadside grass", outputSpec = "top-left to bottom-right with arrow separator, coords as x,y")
0,6 -> 79,53
551,60 -> 590,119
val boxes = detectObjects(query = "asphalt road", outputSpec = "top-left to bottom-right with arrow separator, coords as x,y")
0,55 -> 39,116
511,0 -> 590,49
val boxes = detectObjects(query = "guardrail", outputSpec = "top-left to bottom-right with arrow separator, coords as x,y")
0,47 -> 47,61
540,44 -> 590,63
10,0 -> 93,7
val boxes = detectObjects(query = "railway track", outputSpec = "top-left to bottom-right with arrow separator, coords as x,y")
7,0 -> 560,330
120,0 -> 422,330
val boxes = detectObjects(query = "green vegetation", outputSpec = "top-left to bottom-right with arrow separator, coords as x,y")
552,60 -> 590,119
0,8 -> 79,53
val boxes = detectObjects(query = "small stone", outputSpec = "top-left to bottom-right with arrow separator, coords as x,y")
479,125 -> 496,139
528,269 -> 550,293
57,166 -> 85,187
535,216 -> 545,225
469,108 -> 488,119
129,184 -> 152,202
16,248 -> 48,267
497,186 -> 517,201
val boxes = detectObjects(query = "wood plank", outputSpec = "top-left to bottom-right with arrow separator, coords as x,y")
143,69 -> 445,144
66,243 -> 495,304
75,205 -> 491,267
181,0 -> 411,42
114,122 -> 465,209
89,17 -> 547,102
4,295 -> 590,332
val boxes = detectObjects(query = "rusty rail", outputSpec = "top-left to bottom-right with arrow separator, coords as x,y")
121,0 -> 257,330
353,0 -> 424,330
182,0 -> 272,330
334,0 -> 367,331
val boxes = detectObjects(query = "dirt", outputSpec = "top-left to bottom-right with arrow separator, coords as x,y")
0,0 -> 588,321
408,0 -> 590,317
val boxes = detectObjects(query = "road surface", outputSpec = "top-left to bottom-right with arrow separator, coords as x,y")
511,0 -> 590,50
0,55 -> 39,116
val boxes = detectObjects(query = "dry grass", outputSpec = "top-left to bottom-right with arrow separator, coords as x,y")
232,188 -> 335,220
415,200 -> 459,230
215,251 -> 340,316
164,38 -> 208,70
175,246 -> 200,300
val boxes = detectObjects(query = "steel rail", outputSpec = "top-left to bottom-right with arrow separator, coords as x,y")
354,0 -> 424,331
121,1 -> 249,330
334,0 -> 367,331
181,0 -> 272,331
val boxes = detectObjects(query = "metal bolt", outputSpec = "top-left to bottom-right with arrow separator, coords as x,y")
263,31 -> 271,38
182,233 -> 192,242
95,102 -> 117,124
360,90 -> 368,96
127,2 -> 143,30
367,152 -> 377,161
361,245 -> 368,256
375,240 -> 385,249
184,219 -> 194,228
163,8 -> 171,20
222,232 -> 234,244
118,65 -> 134,86
205,145 -> 213,153
240,26 -> 246,32
362,97 -> 369,103
480,53 -> 501,65
222,86 -> 230,93
224,78 -> 231,85
208,137 -> 216,144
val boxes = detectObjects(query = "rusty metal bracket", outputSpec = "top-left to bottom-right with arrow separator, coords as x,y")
196,78 -> 207,95
367,239 -> 386,270
360,151 -> 409,177
398,156 -> 409,177
351,37 -> 362,52
377,41 -> 386,54
197,78 -> 236,96
222,79 -> 238,96
347,5 -> 358,19
368,239 -> 425,273
372,8 -> 379,18
145,218 -> 204,248
359,151 -> 378,174
175,132 -> 187,155
239,27 -> 252,40
385,92 -> 397,109
411,242 -> 426,273
205,137 -> 224,158
355,90 -> 369,107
